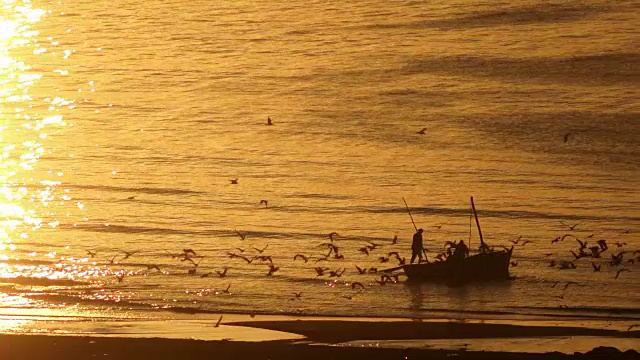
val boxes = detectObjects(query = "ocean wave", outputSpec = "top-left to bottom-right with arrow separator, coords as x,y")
0,276 -> 91,287
367,3 -> 610,30
68,184 -> 205,195
0,258 -> 58,266
402,53 -> 639,86
418,306 -> 640,320
368,205 -> 640,222
61,223 -> 388,242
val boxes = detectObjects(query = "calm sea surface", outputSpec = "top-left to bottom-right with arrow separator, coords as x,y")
0,0 -> 638,328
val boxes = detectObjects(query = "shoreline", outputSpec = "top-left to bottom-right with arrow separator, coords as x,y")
1,315 -> 638,359
2,333 -> 638,360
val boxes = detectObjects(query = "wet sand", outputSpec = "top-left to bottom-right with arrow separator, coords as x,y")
226,319 -> 639,343
2,318 -> 638,359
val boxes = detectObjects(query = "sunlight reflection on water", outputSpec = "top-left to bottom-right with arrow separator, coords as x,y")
1,0 -> 75,288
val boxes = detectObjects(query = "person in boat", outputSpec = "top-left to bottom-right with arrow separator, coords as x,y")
478,241 -> 491,254
410,228 -> 424,264
451,240 -> 469,262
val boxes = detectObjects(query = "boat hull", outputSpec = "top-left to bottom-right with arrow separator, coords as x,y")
403,248 -> 513,284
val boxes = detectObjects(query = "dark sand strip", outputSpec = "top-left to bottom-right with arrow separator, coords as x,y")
227,320 -> 640,343
2,334 -> 639,360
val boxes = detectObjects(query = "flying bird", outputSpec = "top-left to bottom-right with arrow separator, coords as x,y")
355,265 -> 367,274
610,252 -> 625,266
589,246 -> 602,258
115,271 -> 125,283
591,262 -> 601,272
576,238 -> 587,249
351,282 -> 365,290
314,267 -> 328,276
185,257 -> 203,268
560,222 -> 580,231
230,178 -> 238,184
294,254 -> 309,263
107,254 -> 118,265
615,269 -> 630,279
416,127 -> 427,135
255,255 -> 273,263
146,264 -> 161,271
216,267 -> 228,278
183,248 -> 197,256
120,250 -> 138,260
551,234 -> 575,244
266,264 -> 280,276
328,268 -> 346,277
86,250 -> 97,258
509,237 -> 532,246
252,244 -> 269,254
234,230 -> 247,240
596,239 -> 608,251
237,255 -> 254,263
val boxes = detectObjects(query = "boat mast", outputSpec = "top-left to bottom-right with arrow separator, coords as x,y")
470,196 -> 485,248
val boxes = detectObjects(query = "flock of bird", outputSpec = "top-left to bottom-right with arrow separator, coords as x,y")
542,222 -> 636,280
75,217 -> 638,312
66,162 -> 619,329
87,230 -> 413,297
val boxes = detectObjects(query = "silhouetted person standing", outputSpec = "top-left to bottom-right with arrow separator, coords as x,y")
411,228 -> 424,264
452,240 -> 469,262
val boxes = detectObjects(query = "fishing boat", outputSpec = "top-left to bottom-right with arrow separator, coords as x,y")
400,196 -> 514,284
402,247 -> 513,283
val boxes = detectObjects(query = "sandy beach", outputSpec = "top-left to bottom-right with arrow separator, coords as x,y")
2,317 -> 638,360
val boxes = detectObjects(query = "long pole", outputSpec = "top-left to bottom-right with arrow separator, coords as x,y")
402,197 -> 428,261
470,196 -> 485,247
402,197 -> 418,231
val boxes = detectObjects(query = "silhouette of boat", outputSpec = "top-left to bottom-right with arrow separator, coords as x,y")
403,247 -> 513,283
400,196 -> 514,284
